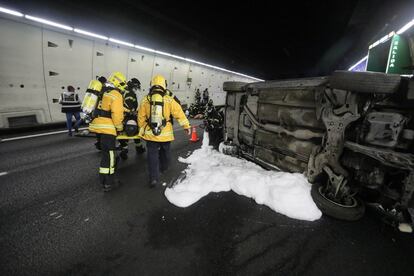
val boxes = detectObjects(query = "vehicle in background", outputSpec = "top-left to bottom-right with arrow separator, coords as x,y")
221,71 -> 414,230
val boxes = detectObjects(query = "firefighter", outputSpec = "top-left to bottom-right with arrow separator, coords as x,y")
165,88 -> 181,105
165,88 -> 183,126
94,76 -> 110,151
202,88 -> 209,105
89,72 -> 126,192
119,78 -> 145,159
138,75 -> 191,187
195,88 -> 201,104
203,99 -> 224,149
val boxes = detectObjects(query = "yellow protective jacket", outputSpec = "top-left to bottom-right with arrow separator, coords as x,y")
138,94 -> 190,142
89,89 -> 124,136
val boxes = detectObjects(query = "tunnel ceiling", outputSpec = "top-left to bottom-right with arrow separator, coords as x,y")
3,0 -> 414,80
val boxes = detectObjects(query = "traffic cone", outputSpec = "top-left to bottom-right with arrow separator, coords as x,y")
189,125 -> 200,142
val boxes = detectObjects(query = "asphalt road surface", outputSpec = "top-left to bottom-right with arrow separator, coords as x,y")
1,126 -> 414,276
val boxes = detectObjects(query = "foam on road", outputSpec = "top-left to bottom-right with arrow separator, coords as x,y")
165,132 -> 322,221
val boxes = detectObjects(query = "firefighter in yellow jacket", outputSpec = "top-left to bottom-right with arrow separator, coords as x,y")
89,72 -> 126,192
138,75 -> 191,187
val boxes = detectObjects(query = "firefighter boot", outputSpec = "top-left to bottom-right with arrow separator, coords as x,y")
100,174 -> 114,192
120,149 -> 128,160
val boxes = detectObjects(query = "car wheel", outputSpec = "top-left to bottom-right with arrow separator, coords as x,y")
219,141 -> 238,156
223,81 -> 247,92
330,70 -> 401,94
311,182 -> 365,221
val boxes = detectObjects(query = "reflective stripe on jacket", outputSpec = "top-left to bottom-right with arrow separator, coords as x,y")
89,89 -> 124,136
59,91 -> 81,113
138,94 -> 190,142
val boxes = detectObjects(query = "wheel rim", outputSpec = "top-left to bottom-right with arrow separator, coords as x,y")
318,186 -> 358,208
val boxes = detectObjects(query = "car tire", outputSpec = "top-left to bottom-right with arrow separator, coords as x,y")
219,141 -> 238,156
330,70 -> 401,94
223,81 -> 247,92
311,182 -> 365,221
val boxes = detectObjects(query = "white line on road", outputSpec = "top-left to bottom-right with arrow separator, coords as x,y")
0,171 -> 8,176
1,127 -> 88,142
1,121 -> 200,142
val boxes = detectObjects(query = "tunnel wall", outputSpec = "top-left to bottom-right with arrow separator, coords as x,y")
0,16 -> 256,128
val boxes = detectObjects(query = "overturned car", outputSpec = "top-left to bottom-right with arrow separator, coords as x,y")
220,71 -> 414,226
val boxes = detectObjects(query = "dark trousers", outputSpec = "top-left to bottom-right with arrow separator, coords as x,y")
208,128 -> 224,150
99,134 -> 117,186
65,112 -> 81,133
146,141 -> 171,182
119,139 -> 144,151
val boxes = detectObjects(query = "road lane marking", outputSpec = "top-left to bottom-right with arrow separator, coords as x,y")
1,122 -> 200,142
1,127 -> 88,142
0,171 -> 8,176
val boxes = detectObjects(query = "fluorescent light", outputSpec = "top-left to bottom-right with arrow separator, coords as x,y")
369,40 -> 379,49
184,58 -> 263,80
369,31 -> 396,49
348,55 -> 368,71
155,50 -> 186,60
74,28 -> 108,40
378,34 -> 389,43
25,15 -> 73,31
134,45 -> 156,53
397,19 -> 414,34
155,50 -> 173,56
0,6 -> 23,17
1,4 -> 262,81
108,38 -> 134,47
185,58 -> 196,63
171,55 -> 187,61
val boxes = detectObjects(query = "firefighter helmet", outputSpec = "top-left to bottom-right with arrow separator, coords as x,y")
108,72 -> 127,91
127,78 -> 141,91
124,119 -> 138,136
150,75 -> 167,90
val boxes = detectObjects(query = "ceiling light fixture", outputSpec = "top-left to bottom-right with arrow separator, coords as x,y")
0,6 -> 23,17
25,15 -> 73,31
74,28 -> 108,40
108,38 -> 134,47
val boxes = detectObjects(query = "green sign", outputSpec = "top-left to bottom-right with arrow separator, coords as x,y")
386,34 -> 412,74
366,41 -> 390,72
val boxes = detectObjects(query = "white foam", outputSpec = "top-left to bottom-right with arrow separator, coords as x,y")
165,132 -> 322,221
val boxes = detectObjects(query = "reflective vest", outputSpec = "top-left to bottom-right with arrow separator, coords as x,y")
60,91 -> 81,113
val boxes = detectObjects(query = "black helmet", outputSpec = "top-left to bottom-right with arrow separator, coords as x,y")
124,120 -> 138,136
127,78 -> 141,91
97,76 -> 107,84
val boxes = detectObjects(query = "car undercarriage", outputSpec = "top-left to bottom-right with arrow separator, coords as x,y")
219,71 -> 414,228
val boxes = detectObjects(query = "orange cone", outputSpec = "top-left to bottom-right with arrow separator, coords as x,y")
189,125 -> 200,142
